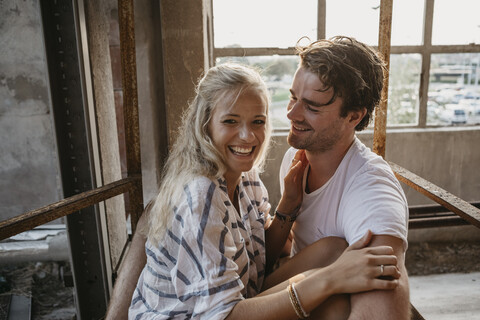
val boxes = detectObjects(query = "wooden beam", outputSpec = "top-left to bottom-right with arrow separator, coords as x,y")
390,162 -> 480,229
373,0 -> 393,158
0,177 -> 139,241
118,0 -> 144,232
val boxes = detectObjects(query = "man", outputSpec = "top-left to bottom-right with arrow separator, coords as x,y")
278,36 -> 410,319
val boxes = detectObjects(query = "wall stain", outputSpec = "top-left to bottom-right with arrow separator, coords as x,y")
6,75 -> 48,102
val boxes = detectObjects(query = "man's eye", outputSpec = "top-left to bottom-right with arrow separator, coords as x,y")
289,95 -> 297,101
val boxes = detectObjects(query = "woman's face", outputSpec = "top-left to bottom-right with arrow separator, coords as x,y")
208,89 -> 267,183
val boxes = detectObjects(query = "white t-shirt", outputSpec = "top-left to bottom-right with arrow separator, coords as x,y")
280,137 -> 408,255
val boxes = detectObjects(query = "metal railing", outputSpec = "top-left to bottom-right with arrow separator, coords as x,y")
0,0 -> 143,260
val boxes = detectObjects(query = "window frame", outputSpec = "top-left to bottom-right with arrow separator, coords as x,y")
212,0 -> 480,130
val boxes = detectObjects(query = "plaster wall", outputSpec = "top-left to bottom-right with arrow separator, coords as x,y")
0,1 -> 61,222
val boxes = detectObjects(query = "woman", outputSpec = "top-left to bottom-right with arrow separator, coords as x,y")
129,63 -> 400,319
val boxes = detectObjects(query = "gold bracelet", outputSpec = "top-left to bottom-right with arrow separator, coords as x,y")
287,283 -> 307,319
291,282 -> 310,318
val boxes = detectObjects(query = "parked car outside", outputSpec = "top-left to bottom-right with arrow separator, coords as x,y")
440,104 -> 467,125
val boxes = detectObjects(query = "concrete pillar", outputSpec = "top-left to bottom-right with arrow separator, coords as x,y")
160,0 -> 213,144
134,0 -> 169,202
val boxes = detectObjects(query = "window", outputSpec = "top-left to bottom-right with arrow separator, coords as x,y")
213,0 -> 480,129
428,53 -> 480,125
213,0 -> 317,48
432,0 -> 480,45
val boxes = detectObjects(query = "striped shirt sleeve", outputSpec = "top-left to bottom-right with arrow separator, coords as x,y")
171,181 -> 245,319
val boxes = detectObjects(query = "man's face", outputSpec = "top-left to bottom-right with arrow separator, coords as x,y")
286,66 -> 351,153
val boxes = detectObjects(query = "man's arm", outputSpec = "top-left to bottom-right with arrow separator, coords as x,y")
105,215 -> 148,320
348,235 -> 410,320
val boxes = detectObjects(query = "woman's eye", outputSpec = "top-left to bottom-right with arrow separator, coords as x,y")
222,119 -> 236,124
253,119 -> 265,125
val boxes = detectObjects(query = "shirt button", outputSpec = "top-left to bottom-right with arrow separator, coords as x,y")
245,241 -> 250,246
250,260 -> 254,265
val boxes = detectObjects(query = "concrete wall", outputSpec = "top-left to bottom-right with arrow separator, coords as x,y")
0,1 -> 61,221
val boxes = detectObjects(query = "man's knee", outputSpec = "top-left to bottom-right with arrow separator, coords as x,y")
310,294 -> 350,320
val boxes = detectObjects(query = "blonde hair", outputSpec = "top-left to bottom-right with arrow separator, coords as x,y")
148,63 -> 272,242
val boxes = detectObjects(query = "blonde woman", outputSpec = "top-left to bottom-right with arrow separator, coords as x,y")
128,63 -> 400,320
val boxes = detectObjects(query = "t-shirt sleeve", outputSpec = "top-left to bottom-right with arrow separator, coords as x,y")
339,167 -> 409,251
171,182 -> 245,319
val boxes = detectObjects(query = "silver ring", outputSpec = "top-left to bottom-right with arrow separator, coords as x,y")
380,264 -> 384,275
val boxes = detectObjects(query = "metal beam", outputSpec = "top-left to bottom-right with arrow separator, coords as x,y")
0,177 -> 138,241
40,0 -> 109,317
390,162 -> 480,229
118,0 -> 144,233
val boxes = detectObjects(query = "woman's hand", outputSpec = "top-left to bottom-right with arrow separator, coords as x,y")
324,230 -> 401,294
277,150 -> 308,215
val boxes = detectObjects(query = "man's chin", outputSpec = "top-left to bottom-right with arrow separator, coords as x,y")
287,133 -> 305,150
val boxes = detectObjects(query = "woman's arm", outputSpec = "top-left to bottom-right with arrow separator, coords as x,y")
265,150 -> 307,271
105,214 -> 148,320
227,230 -> 400,319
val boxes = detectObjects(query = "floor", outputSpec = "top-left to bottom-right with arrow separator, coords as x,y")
409,272 -> 480,319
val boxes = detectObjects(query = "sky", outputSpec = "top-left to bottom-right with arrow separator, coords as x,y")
213,0 -> 480,48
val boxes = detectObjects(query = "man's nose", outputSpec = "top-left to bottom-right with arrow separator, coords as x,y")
287,101 -> 302,121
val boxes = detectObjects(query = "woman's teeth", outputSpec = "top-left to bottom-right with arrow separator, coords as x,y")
230,146 -> 253,155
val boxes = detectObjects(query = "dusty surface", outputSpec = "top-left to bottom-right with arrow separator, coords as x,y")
0,262 -> 75,320
409,272 -> 480,320
405,241 -> 480,276
0,241 -> 479,319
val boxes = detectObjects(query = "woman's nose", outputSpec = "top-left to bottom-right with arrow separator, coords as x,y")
239,125 -> 255,141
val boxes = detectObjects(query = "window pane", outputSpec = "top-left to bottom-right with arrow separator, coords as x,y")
213,0 -> 317,48
432,0 -> 480,45
216,56 -> 299,128
326,0 -> 380,46
391,0 -> 423,45
428,53 -> 480,125
388,54 -> 421,125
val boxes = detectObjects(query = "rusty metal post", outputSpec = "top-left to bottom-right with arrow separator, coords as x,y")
373,0 -> 393,158
118,0 -> 143,233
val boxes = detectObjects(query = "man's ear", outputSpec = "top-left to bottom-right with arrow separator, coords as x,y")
348,108 -> 367,127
